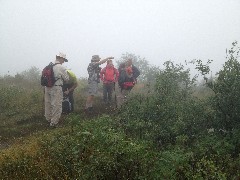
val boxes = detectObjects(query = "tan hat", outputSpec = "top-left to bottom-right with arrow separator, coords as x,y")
56,52 -> 68,62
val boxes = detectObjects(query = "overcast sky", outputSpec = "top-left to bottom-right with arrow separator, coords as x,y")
0,0 -> 239,78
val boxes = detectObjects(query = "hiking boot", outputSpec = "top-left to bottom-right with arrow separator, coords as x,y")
49,123 -> 56,129
50,123 -> 63,128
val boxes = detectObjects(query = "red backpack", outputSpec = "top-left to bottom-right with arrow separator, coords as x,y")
123,81 -> 135,90
41,62 -> 58,87
118,65 -> 135,90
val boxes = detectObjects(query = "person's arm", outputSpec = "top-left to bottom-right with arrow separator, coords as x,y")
100,67 -> 105,82
97,57 -> 114,65
64,72 -> 77,95
69,82 -> 78,92
132,65 -> 140,79
115,68 -> 119,82
64,82 -> 77,95
61,67 -> 69,82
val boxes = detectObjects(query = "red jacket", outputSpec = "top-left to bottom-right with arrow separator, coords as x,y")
100,64 -> 119,83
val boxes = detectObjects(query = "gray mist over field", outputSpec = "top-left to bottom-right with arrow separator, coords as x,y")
0,0 -> 239,78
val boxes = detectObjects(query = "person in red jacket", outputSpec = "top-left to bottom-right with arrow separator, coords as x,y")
100,60 -> 119,104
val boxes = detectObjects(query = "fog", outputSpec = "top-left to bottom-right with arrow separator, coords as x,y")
0,0 -> 239,78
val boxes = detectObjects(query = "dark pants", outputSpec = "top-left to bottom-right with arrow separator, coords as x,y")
68,92 -> 74,111
103,83 -> 114,103
62,84 -> 74,112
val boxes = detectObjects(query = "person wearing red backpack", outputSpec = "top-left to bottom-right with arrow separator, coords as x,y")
44,52 -> 69,128
118,58 -> 140,91
117,58 -> 140,107
100,60 -> 119,104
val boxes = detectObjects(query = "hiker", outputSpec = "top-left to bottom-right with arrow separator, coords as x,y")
117,58 -> 140,107
44,52 -> 69,127
100,59 -> 119,104
85,55 -> 114,112
62,69 -> 78,114
118,58 -> 140,92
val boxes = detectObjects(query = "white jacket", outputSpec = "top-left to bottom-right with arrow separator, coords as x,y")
53,60 -> 69,86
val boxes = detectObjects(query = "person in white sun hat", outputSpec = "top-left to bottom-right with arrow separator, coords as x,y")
44,52 -> 69,128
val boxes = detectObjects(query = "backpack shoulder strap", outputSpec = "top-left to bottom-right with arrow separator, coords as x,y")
47,62 -> 59,67
52,63 -> 61,82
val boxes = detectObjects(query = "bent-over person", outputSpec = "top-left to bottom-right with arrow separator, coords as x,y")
62,69 -> 78,114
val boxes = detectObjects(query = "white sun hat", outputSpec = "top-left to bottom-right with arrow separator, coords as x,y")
56,52 -> 68,62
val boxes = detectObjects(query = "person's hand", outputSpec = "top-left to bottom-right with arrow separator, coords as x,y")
64,89 -> 70,95
133,79 -> 137,85
107,56 -> 114,60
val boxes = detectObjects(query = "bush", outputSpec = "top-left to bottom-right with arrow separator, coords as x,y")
0,115 -> 161,179
196,41 -> 240,131
117,61 -> 210,147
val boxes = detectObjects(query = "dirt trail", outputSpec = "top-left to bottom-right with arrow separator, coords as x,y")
0,105 -> 119,150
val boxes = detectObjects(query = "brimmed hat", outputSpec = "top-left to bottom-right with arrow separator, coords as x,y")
56,52 -> 68,62
91,55 -> 100,62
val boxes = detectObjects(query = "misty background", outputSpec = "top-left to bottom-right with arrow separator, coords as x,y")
0,0 -> 239,78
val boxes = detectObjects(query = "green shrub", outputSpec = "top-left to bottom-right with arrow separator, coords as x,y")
0,115 -> 160,179
196,41 -> 240,131
117,61 -> 210,147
